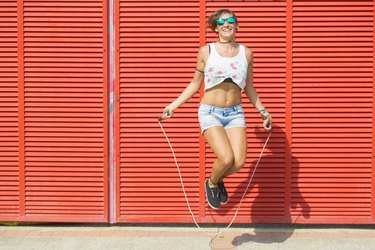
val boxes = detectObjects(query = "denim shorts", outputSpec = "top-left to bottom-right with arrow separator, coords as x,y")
198,104 -> 246,133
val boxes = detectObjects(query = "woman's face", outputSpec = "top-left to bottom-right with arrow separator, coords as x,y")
215,12 -> 238,40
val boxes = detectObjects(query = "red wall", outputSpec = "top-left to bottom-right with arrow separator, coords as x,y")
0,0 -> 374,224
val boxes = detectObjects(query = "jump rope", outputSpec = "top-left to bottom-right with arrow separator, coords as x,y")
158,113 -> 272,236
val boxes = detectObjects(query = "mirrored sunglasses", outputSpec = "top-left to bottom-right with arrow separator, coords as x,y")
216,17 -> 236,26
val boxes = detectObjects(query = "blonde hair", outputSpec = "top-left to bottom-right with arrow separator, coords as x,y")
207,9 -> 238,33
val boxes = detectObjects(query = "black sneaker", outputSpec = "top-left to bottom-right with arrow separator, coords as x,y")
218,181 -> 228,204
205,179 -> 220,210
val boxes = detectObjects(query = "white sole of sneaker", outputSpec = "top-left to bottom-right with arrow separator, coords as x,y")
220,200 -> 228,205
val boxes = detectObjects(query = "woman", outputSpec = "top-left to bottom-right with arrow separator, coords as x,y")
161,9 -> 272,210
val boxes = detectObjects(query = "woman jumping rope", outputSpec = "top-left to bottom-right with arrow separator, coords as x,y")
161,9 -> 272,210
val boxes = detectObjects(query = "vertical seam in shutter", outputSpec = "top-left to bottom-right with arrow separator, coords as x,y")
17,0 -> 25,219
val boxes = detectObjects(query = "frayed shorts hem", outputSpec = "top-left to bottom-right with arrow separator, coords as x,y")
201,124 -> 246,134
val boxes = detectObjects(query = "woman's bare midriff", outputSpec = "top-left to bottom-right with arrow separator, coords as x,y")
200,81 -> 242,107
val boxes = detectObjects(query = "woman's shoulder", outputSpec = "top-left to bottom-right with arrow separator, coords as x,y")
197,44 -> 210,60
199,44 -> 210,53
239,43 -> 252,54
239,44 -> 253,62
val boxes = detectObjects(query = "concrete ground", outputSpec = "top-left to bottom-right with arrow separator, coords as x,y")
1,224 -> 375,250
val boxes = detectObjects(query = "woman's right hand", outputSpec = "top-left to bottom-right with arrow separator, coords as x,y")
159,105 -> 175,121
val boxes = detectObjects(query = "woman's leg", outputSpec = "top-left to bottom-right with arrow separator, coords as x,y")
221,127 -> 247,179
203,126 -> 235,187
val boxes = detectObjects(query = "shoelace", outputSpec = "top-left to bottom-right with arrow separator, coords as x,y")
210,187 -> 219,198
218,182 -> 226,194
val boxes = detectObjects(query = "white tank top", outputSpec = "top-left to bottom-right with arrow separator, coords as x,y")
204,42 -> 248,91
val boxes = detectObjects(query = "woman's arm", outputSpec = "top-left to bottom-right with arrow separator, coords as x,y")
243,47 -> 272,129
161,45 -> 208,120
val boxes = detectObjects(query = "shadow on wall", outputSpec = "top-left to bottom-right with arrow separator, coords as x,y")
233,124 -> 310,246
210,124 -> 310,248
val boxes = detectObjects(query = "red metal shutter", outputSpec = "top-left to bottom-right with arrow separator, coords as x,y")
0,1 -> 19,219
116,0 -> 289,224
205,1 -> 288,223
291,0 -> 374,223
116,0 -> 374,225
0,0 -> 109,223
116,0 -> 202,223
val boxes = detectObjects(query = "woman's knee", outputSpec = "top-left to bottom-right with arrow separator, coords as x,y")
217,154 -> 234,169
222,158 -> 246,178
233,158 -> 246,172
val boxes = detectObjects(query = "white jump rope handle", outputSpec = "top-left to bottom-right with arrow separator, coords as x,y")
158,117 -> 272,236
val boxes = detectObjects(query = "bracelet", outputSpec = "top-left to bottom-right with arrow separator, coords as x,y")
257,107 -> 266,113
261,112 -> 270,120
195,68 -> 204,73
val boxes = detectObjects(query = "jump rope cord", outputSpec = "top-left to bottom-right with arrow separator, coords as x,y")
158,121 -> 272,236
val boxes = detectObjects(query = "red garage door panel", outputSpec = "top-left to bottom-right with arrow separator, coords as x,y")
0,1 -> 19,219
0,0 -> 109,223
291,0 -> 374,224
22,0 -> 108,222
116,0 -> 202,223
116,0 -> 290,224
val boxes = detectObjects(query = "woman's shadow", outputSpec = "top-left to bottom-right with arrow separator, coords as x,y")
215,124 -> 310,247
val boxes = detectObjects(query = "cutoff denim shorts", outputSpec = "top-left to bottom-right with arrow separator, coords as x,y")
198,103 -> 246,133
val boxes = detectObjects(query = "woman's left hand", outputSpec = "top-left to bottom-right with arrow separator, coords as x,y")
261,110 -> 272,131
